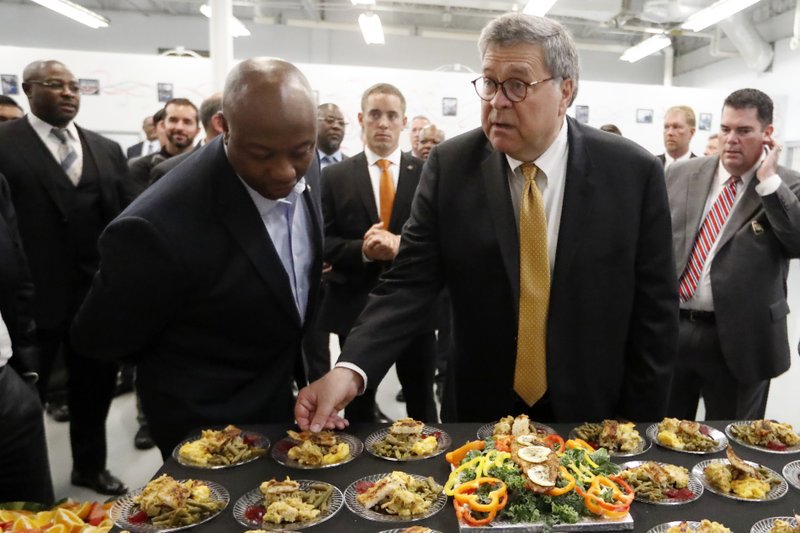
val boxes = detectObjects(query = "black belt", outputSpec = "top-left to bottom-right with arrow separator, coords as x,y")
679,309 -> 716,323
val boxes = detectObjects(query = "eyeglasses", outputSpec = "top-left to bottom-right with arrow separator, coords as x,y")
471,76 -> 555,103
318,117 -> 347,127
27,79 -> 81,93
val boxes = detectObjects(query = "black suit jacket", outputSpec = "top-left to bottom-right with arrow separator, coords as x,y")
341,118 -> 679,422
71,137 -> 324,449
0,118 -> 129,329
317,151 -> 426,335
126,141 -> 144,159
149,145 -> 202,185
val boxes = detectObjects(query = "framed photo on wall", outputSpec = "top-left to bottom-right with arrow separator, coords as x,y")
636,108 -> 653,124
442,97 -> 458,117
1,74 -> 19,95
698,112 -> 712,131
157,83 -> 174,102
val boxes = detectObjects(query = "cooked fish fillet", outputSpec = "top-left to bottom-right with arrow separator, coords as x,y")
357,478 -> 401,509
390,418 -> 424,436
512,415 -> 531,437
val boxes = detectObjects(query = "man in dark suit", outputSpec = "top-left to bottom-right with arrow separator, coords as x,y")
0,60 -> 129,494
296,13 -> 678,431
0,96 -> 24,122
0,172 -> 54,504
665,88 -> 800,420
71,58 -> 324,458
318,83 -> 437,423
126,115 -> 159,159
657,105 -> 697,171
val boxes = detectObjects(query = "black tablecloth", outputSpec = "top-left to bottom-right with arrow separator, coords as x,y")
132,422 -> 800,532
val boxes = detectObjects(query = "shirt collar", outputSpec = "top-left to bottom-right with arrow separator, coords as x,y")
665,150 -> 691,166
365,146 -> 402,168
505,117 -> 568,181
317,149 -> 343,163
239,176 -> 307,218
28,112 -> 79,142
718,150 -> 765,189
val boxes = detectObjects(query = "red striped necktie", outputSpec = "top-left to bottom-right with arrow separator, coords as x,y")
678,175 -> 741,303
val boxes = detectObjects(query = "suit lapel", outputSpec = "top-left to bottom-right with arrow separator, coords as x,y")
481,147 -> 520,307
14,119 -> 70,216
389,154 -> 418,233
212,141 -> 301,324
353,153 -> 379,223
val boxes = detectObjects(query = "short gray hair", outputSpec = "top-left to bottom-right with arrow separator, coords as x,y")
478,13 -> 580,106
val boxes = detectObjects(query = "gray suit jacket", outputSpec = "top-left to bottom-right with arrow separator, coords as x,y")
667,155 -> 800,381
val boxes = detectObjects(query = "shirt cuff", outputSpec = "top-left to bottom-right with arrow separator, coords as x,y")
334,362 -> 368,394
755,174 -> 781,196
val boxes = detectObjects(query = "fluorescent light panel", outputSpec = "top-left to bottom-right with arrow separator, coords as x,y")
358,12 -> 385,44
351,0 -> 375,5
200,4 -> 250,37
30,0 -> 108,28
681,0 -> 762,32
620,34 -> 671,62
523,0 -> 558,16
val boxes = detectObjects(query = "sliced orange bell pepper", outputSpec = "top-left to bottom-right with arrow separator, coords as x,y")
453,477 -> 507,513
548,466 -> 575,496
446,440 -> 485,466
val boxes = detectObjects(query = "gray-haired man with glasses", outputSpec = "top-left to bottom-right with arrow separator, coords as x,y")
296,13 -> 678,430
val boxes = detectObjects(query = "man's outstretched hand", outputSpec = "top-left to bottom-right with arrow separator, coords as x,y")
295,367 -> 363,432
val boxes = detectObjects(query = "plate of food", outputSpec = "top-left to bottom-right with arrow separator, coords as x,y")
782,460 -> 800,490
366,418 -> 452,461
232,477 -> 342,530
725,420 -> 800,454
646,520 -> 732,533
692,446 -> 788,501
378,528 -> 443,533
570,420 -> 650,457
271,429 -> 362,469
110,474 -> 228,532
344,471 -> 445,522
647,418 -> 727,454
172,425 -> 268,469
618,461 -> 702,504
750,515 -> 800,533
477,414 -> 555,441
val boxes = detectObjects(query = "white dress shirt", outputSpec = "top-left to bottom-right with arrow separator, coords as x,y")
683,154 -> 781,311
142,139 -> 161,156
240,177 -> 314,322
0,309 -> 12,369
664,150 -> 692,172
28,113 -> 83,184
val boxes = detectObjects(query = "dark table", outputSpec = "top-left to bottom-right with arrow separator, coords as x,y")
134,422 -> 800,532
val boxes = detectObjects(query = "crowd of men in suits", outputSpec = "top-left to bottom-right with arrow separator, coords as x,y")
1,10 -> 799,504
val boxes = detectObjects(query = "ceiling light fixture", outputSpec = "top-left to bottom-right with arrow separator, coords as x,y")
200,4 -> 250,37
358,12 -> 385,44
29,0 -> 108,28
523,0 -> 558,16
351,0 -> 375,5
620,34 -> 671,62
681,0 -> 762,32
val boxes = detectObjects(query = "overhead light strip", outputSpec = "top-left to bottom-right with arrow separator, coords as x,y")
29,0 -> 109,28
358,12 -> 385,44
523,0 -> 558,16
200,4 -> 250,38
681,0 -> 762,32
620,34 -> 671,62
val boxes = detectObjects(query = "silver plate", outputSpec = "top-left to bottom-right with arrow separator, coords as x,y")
271,432 -> 363,469
172,430 -> 269,469
366,426 -> 452,461
344,473 -> 446,523
458,514 -> 633,531
111,480 -> 229,532
476,420 -> 556,440
751,517 -> 799,533
692,458 -> 788,501
618,460 -> 703,505
782,460 -> 800,490
646,522 -> 704,533
568,426 -> 651,457
378,529 -> 443,533
646,423 -> 727,454
724,421 -> 800,454
232,480 -> 343,530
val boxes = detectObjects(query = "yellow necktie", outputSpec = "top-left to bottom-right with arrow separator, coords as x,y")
377,159 -> 395,228
514,162 -> 550,406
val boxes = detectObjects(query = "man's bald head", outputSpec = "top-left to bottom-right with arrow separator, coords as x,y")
220,58 -> 318,200
22,59 -> 80,127
418,123 -> 445,160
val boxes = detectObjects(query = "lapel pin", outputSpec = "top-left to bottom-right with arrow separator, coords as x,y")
751,220 -> 764,235
407,164 -> 414,171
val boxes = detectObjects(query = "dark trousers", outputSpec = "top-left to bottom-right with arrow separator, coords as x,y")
38,322 -> 118,474
342,331 -> 437,423
0,366 -> 54,504
667,316 -> 770,420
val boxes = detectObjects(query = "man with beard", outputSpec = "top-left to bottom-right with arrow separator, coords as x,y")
128,98 -> 199,196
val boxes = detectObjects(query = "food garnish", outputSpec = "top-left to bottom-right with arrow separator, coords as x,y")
618,461 -> 693,502
285,429 -> 350,466
131,474 -> 224,528
665,519 -> 731,532
371,418 -> 441,460
703,446 -> 782,499
178,424 -> 266,466
0,501 -> 113,532
730,419 -> 800,451
355,471 -> 442,517
573,420 -> 643,453
657,418 -> 717,451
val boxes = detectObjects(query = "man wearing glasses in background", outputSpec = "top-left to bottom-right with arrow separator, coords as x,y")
0,60 -> 129,494
297,13 -> 678,429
